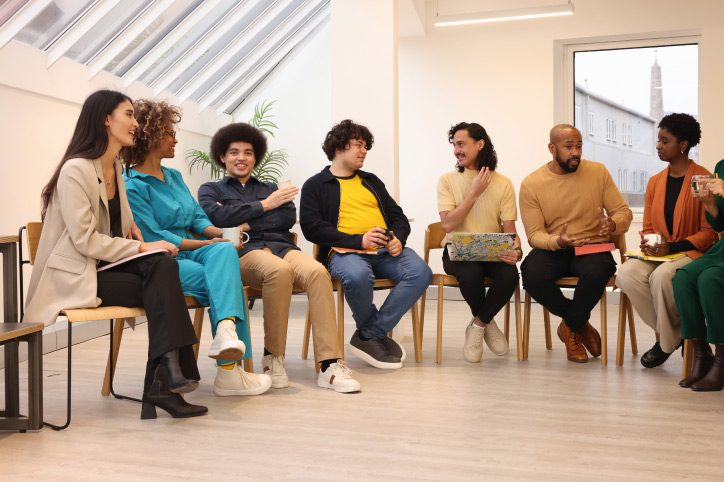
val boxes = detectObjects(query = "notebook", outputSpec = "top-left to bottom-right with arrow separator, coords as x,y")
447,232 -> 517,262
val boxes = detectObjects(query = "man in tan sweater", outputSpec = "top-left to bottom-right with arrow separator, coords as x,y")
519,124 -> 632,362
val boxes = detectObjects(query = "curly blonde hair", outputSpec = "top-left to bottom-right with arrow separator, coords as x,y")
122,99 -> 181,169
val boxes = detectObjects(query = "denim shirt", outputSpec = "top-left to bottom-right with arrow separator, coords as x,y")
124,167 -> 213,246
198,176 -> 298,258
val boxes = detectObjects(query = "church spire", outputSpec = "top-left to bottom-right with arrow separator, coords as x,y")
650,49 -> 664,122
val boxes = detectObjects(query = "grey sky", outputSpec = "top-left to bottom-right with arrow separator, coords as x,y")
574,44 -> 698,117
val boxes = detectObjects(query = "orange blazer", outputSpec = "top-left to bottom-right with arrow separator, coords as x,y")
642,161 -> 717,260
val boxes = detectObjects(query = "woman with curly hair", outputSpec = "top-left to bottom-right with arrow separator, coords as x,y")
437,122 -> 521,362
25,90 -> 207,420
617,113 -> 717,369
122,100 -> 271,397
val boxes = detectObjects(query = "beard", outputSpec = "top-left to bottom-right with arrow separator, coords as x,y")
555,153 -> 580,173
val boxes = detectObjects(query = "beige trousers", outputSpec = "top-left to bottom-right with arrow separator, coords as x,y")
616,256 -> 692,353
239,248 -> 342,363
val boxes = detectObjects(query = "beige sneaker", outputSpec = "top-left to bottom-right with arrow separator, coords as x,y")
213,363 -> 272,396
483,319 -> 508,356
462,319 -> 485,363
208,320 -> 246,360
317,360 -> 361,393
262,354 -> 289,389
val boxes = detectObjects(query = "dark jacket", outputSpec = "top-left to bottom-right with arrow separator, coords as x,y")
300,166 -> 411,264
198,176 -> 298,258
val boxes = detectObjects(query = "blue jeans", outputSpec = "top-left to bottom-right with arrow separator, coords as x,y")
328,247 -> 432,339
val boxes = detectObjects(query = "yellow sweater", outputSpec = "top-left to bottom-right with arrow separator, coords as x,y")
519,160 -> 632,250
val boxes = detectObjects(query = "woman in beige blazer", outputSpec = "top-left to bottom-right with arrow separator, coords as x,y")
24,90 -> 206,420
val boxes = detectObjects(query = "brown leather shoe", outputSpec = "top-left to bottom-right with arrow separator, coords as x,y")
578,322 -> 602,357
557,321 -> 588,363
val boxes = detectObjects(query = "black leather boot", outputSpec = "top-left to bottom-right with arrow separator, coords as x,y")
691,344 -> 724,392
679,339 -> 714,388
152,349 -> 199,395
141,392 -> 208,419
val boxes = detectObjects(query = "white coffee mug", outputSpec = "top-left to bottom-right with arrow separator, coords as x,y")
222,227 -> 250,245
643,233 -> 662,246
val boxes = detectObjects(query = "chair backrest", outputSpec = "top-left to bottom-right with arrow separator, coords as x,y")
423,222 -> 446,264
611,233 -> 627,262
26,222 -> 43,265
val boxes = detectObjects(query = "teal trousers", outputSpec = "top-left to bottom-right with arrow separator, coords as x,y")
177,242 -> 251,361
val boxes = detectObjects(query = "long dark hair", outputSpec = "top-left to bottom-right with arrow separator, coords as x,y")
448,122 -> 498,173
41,90 -> 132,220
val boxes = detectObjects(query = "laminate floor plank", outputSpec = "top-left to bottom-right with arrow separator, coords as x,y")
1,297 -> 723,481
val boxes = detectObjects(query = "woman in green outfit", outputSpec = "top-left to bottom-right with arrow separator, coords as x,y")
672,159 -> 724,391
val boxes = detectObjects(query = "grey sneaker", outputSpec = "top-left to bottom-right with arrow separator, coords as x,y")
484,319 -> 508,356
380,336 -> 407,363
347,330 -> 402,369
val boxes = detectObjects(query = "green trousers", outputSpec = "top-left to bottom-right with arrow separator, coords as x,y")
672,240 -> 724,343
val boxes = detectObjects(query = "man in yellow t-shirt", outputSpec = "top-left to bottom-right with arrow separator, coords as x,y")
519,124 -> 632,363
300,120 -> 432,370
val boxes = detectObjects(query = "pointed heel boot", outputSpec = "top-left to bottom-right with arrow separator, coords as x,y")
680,339 -> 714,388
691,344 -> 724,392
154,349 -> 199,394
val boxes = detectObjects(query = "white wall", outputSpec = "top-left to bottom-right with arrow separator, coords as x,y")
398,0 -> 724,273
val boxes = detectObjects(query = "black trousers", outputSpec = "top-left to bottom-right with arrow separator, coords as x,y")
520,248 -> 616,331
442,247 -> 520,324
97,253 -> 200,395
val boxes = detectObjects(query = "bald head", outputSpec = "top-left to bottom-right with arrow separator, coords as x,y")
550,124 -> 581,143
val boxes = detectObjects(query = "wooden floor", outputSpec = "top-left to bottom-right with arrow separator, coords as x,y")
1,297 -> 724,481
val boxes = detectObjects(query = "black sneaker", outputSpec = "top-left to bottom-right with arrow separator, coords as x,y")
640,341 -> 673,368
379,336 -> 407,363
347,330 -> 402,369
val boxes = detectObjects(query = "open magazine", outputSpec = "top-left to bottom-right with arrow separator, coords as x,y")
97,248 -> 170,272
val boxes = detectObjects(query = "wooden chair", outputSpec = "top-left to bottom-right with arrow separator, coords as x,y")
419,222 -> 523,363
301,244 -> 423,363
522,234 -> 637,366
20,222 -> 252,430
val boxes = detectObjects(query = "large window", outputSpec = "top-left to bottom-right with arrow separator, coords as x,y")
570,42 -> 699,208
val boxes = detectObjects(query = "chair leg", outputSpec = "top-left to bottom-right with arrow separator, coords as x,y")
616,293 -> 627,366
523,291 -> 531,360
600,291 -> 608,366
336,285 -> 345,355
302,304 -> 311,360
419,290 -> 426,346
627,299 -> 638,354
504,298 -> 510,343
243,296 -> 253,373
543,309 -> 552,349
411,302 -> 422,363
106,319 -> 142,403
102,318 -> 125,396
682,339 -> 694,377
515,285 -> 523,361
437,282 -> 444,363
192,307 -> 204,362
44,323 -> 73,431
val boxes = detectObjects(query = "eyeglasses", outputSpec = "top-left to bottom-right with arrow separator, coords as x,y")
168,130 -> 177,140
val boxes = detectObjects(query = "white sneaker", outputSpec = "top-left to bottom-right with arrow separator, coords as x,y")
463,319 -> 485,363
208,320 -> 246,360
213,363 -> 272,396
262,354 -> 289,389
483,319 -> 508,356
317,360 -> 361,393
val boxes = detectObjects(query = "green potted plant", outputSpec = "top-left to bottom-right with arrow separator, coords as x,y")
186,100 -> 288,182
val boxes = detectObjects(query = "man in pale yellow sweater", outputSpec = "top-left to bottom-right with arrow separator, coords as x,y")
519,124 -> 632,362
